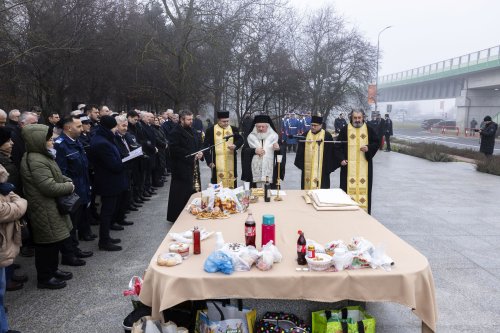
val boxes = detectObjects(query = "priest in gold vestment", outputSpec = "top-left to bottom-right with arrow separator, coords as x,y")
203,111 -> 244,188
294,115 -> 337,190
337,110 -> 379,214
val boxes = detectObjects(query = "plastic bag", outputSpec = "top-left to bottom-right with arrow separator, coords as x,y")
369,243 -> 394,271
204,250 -> 234,274
262,240 -> 282,263
256,251 -> 274,271
221,244 -> 259,271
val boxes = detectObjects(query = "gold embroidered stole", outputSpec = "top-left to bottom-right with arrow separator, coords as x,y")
303,129 -> 325,190
214,124 -> 235,188
347,123 -> 369,211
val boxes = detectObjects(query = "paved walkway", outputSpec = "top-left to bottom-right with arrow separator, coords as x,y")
5,151 -> 500,332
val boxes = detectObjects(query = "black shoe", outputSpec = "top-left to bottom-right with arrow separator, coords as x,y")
61,257 -> 86,266
140,196 -> 150,201
37,277 -> 66,290
98,243 -> 122,251
78,234 -> 95,241
7,330 -> 22,333
110,238 -> 121,244
110,224 -> 124,231
128,206 -> 139,212
20,246 -> 35,257
75,250 -> 93,258
54,269 -> 73,281
134,198 -> 144,204
11,273 -> 28,283
142,192 -> 152,198
6,280 -> 24,291
118,220 -> 134,226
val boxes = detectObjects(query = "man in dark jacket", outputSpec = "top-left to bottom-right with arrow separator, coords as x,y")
111,114 -> 138,230
88,116 -> 126,251
167,110 -> 203,223
127,111 -> 148,204
54,116 -> 94,266
334,113 -> 347,134
138,112 -> 157,195
384,114 -> 393,152
479,116 -> 498,157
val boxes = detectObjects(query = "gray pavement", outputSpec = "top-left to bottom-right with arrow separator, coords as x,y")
5,150 -> 500,332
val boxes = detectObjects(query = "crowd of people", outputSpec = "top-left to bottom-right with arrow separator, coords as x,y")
0,105 -> 181,333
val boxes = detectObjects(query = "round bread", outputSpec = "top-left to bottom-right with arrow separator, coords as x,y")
157,252 -> 182,267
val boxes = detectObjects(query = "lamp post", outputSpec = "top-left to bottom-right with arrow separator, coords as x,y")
375,25 -> 392,114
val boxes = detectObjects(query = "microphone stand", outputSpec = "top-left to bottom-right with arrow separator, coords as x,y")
184,139 -> 228,158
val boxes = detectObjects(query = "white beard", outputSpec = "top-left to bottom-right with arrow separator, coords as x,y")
247,126 -> 279,183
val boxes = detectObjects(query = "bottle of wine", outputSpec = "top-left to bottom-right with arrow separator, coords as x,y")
264,176 -> 270,202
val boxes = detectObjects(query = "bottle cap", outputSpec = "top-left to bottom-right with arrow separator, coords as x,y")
262,214 -> 274,225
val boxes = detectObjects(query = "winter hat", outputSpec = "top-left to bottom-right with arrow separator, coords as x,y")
0,127 -> 12,146
100,115 -> 117,129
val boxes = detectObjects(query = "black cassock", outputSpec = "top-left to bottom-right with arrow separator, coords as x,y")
337,124 -> 379,214
203,125 -> 244,187
167,124 -> 202,223
241,138 -> 287,189
294,130 -> 337,189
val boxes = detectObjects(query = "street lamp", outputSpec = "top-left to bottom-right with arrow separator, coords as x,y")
375,25 -> 392,114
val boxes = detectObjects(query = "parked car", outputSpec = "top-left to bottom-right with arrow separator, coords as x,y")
432,120 -> 457,129
421,118 -> 443,130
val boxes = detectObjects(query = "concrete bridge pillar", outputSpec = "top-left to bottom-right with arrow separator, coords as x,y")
456,88 -> 500,131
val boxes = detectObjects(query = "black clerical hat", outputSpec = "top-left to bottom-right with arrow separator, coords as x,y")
254,115 -> 270,124
217,111 -> 230,119
311,115 -> 323,124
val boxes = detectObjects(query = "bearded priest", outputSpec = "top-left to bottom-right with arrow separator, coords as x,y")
294,115 -> 337,190
241,115 -> 286,188
337,109 -> 380,214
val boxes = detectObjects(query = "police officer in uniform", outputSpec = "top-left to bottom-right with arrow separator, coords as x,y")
54,116 -> 94,266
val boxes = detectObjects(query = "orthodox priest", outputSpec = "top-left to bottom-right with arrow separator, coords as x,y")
337,109 -> 380,214
203,111 -> 244,188
167,110 -> 203,223
241,115 -> 286,188
294,115 -> 337,190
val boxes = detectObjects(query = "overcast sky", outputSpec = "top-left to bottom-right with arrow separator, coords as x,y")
290,0 -> 500,77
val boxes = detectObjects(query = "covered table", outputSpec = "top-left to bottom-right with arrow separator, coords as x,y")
140,190 -> 437,332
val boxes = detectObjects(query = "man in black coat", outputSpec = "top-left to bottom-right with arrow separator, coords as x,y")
334,113 -> 347,134
203,111 -> 244,188
479,115 -> 498,157
384,113 -> 393,152
88,116 -> 126,251
137,112 -> 157,197
167,110 -> 203,223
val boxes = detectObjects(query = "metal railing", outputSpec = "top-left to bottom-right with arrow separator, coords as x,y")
379,45 -> 500,88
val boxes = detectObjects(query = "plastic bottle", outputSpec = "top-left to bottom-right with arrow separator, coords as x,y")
261,214 -> 275,247
297,230 -> 307,265
193,226 -> 201,255
244,212 -> 256,247
214,232 -> 224,251
264,176 -> 271,202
